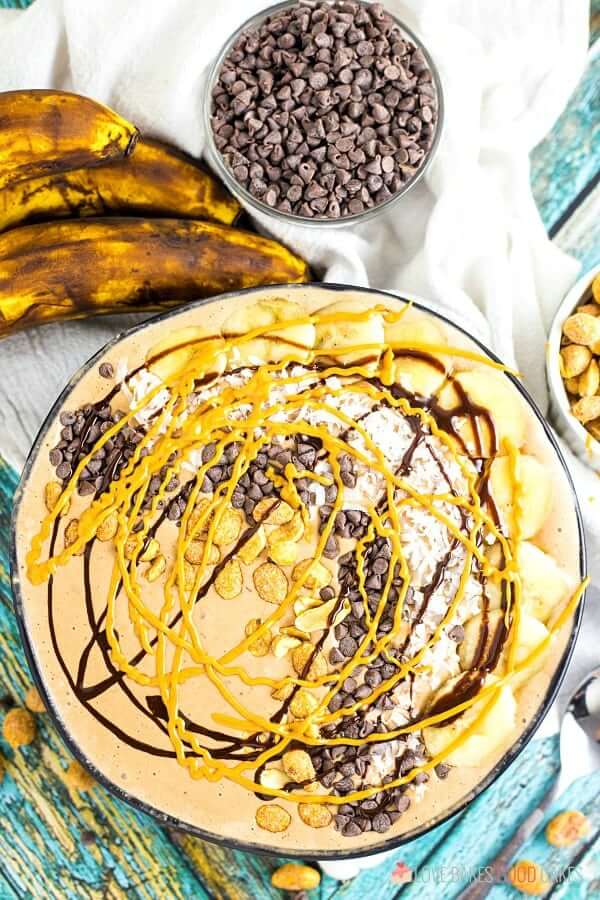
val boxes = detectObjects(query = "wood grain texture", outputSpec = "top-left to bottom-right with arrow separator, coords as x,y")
0,460 -> 210,900
530,39 -> 599,235
0,2 -> 598,899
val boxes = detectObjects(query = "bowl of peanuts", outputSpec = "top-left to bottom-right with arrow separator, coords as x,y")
547,264 -> 600,470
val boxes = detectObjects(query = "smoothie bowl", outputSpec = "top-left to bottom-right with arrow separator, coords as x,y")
11,284 -> 586,858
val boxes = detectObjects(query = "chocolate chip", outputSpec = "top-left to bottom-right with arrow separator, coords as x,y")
395,794 -> 410,813
372,812 -> 391,833
435,763 -> 450,779
448,624 -> 465,642
98,362 -> 114,379
339,635 -> 358,657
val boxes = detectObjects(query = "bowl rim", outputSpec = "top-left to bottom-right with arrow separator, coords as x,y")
203,0 -> 445,230
10,282 -> 587,860
546,262 -> 600,460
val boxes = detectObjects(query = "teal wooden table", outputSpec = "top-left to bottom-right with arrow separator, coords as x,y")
0,2 -> 598,898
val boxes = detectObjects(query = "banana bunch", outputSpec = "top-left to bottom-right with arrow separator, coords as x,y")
0,91 -> 308,338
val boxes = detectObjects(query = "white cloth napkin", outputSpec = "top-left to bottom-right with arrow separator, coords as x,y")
0,0 -> 596,875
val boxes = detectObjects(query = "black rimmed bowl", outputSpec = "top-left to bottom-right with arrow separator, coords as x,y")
10,283 -> 586,860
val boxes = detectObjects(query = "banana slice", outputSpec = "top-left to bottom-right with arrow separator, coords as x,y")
146,327 -> 227,381
488,454 -> 552,539
437,369 -> 526,457
314,298 -> 384,365
506,613 -> 550,684
517,542 -> 574,623
423,674 -> 517,766
459,609 -> 506,671
388,315 -> 449,397
221,297 -> 315,366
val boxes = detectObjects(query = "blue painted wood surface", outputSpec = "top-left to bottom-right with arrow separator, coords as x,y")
0,2 -> 598,898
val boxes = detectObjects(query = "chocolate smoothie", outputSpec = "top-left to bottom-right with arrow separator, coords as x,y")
13,286 -> 586,855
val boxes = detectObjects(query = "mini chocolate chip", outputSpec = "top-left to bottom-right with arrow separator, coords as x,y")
329,647 -> 345,665
372,812 -> 391,833
339,635 -> 358,657
448,624 -> 465,642
56,462 -> 72,480
98,362 -> 114,379
395,795 -> 410,813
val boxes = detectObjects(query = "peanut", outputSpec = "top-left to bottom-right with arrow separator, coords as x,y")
139,537 -> 161,562
253,562 -> 288,604
244,618 -> 272,657
546,810 -> 590,847
214,558 -> 243,600
271,682 -> 294,701
271,633 -> 301,658
563,312 -> 600,346
96,510 -> 118,542
592,274 -> 600,304
269,540 -> 299,566
255,804 -> 291,833
145,553 -> 166,582
25,686 -> 46,714
560,344 -> 591,378
577,303 -> 600,317
292,643 -> 327,679
212,507 -> 243,546
259,767 -> 288,790
253,497 -> 294,524
282,749 -> 315,782
507,860 -> 549,896
184,540 -> 219,566
578,359 -> 600,397
290,688 -> 319,718
298,802 -> 332,828
271,863 -> 320,891
3,707 -> 36,748
572,396 -> 600,424
44,480 -> 69,516
64,518 -> 83,555
292,558 -> 332,590
237,526 -> 266,564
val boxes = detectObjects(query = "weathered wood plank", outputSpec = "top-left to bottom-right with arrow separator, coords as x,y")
0,458 -> 210,900
486,772 -> 600,899
530,40 -> 599,234
553,180 -> 600,274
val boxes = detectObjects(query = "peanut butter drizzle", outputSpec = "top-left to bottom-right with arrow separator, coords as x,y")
25,307 -> 588,807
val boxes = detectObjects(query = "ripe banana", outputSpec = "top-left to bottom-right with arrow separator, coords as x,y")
0,138 -> 240,232
0,218 -> 309,338
423,674 -> 517,766
0,90 -> 138,190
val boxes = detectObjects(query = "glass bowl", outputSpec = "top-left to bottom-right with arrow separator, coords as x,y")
11,284 -> 586,859
203,0 -> 444,229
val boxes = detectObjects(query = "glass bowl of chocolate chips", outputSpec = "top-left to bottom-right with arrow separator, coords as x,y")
204,0 -> 443,227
